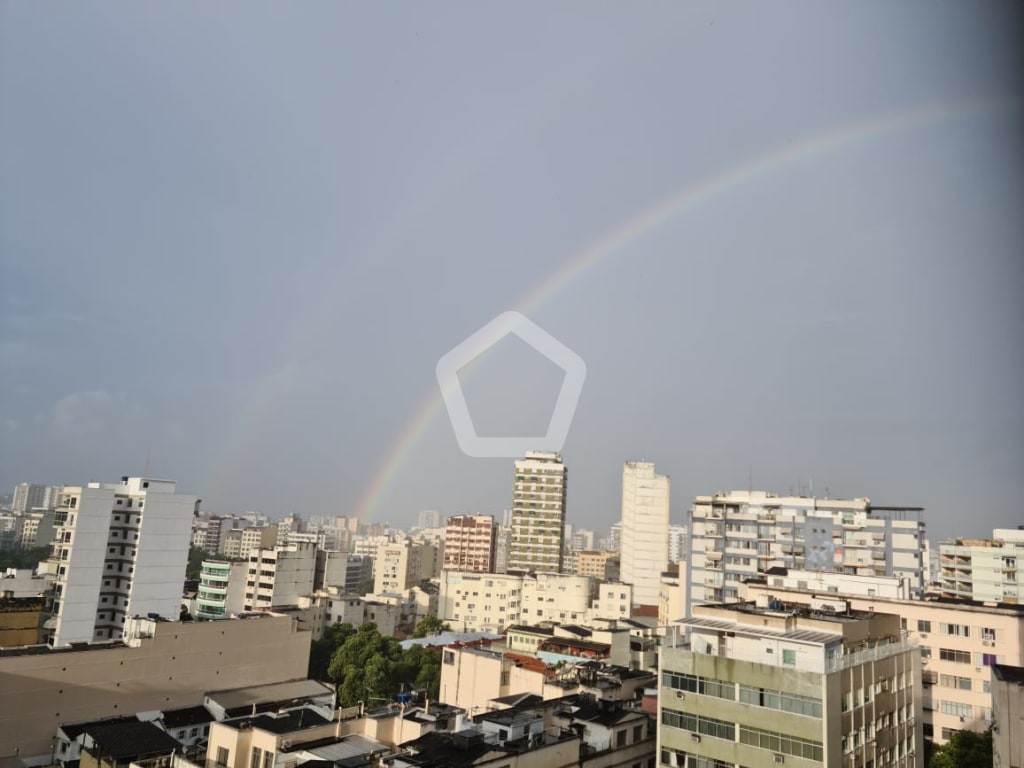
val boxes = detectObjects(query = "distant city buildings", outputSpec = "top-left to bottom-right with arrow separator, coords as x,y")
667,523 -> 688,564
417,509 -> 441,530
12,482 -> 62,514
620,461 -> 670,608
508,451 -> 567,574
44,476 -> 198,647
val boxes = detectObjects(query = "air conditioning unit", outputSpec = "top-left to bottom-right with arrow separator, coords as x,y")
691,734 -> 701,743
983,639 -> 994,646
675,690 -> 685,700
774,754 -> 785,764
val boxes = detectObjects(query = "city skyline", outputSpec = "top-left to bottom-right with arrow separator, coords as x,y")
2,4 -> 1022,546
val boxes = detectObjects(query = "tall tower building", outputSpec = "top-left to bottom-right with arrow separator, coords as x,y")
443,515 -> 496,573
44,476 -> 198,647
507,451 -> 567,574
619,461 -> 670,607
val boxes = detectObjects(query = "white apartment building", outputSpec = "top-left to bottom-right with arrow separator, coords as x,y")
660,601 -> 923,767
508,451 -> 567,573
12,483 -> 62,514
939,527 -> 1024,603
620,461 -> 670,607
195,559 -> 248,620
244,542 -> 316,610
439,570 -> 599,633
686,490 -> 926,613
740,574 -> 1024,746
18,509 -> 56,548
315,550 -> 372,591
43,477 -> 197,647
374,539 -> 438,594
668,524 -> 688,564
237,525 -> 277,560
443,514 -> 496,573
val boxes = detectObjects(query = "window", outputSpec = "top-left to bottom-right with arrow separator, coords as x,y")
940,623 -> 970,638
216,748 -> 229,768
633,724 -> 643,742
616,730 -> 627,747
939,648 -> 971,664
783,649 -> 796,666
917,620 -> 931,633
251,747 -> 262,768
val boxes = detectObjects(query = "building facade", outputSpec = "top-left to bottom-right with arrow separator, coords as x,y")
620,461 -> 670,608
443,515 -> 497,573
195,560 -> 248,620
659,601 -> 923,767
686,490 -> 926,614
373,539 -> 439,594
740,575 -> 1024,746
939,528 -> 1023,603
508,451 -> 567,574
244,542 -> 317,610
44,477 -> 198,647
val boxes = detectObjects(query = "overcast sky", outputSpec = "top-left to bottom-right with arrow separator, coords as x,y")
2,3 -> 1022,543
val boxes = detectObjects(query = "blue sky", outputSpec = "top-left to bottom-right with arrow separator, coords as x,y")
1,3 -> 1021,542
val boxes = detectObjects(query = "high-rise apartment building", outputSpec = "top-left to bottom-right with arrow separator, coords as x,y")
508,451 -> 567,574
938,527 -> 1023,603
668,523 -> 688,564
659,600 -> 922,767
44,477 -> 198,647
686,490 -> 926,613
417,509 -> 441,530
373,539 -> 438,594
620,461 -> 670,607
443,515 -> 496,573
12,483 -> 62,514
243,542 -> 316,610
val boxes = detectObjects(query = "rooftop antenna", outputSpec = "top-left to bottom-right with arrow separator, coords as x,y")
144,446 -> 151,477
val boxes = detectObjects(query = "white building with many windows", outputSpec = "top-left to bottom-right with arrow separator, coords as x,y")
44,476 -> 198,647
508,451 -> 567,574
938,527 -> 1024,603
686,490 -> 926,614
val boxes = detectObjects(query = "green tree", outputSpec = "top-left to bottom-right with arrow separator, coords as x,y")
929,728 -> 992,768
325,623 -> 444,706
308,622 -> 357,681
412,615 -> 451,638
0,546 -> 50,570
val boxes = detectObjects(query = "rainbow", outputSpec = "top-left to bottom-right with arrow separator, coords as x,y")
351,96 -> 1011,523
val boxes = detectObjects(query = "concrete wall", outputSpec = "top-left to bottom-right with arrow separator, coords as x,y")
0,615 -> 310,759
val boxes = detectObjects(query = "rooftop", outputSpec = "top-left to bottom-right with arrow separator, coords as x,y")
80,720 -> 181,760
223,707 -> 331,734
993,664 -> 1024,684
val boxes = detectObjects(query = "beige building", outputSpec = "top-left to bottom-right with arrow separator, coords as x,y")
939,528 -> 1024,603
620,461 -> 670,608
741,576 -> 1024,746
992,663 -> 1023,768
508,451 -> 567,574
443,515 -> 497,573
374,539 -> 439,594
0,613 -> 311,760
661,600 -> 922,767
577,550 -> 620,581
